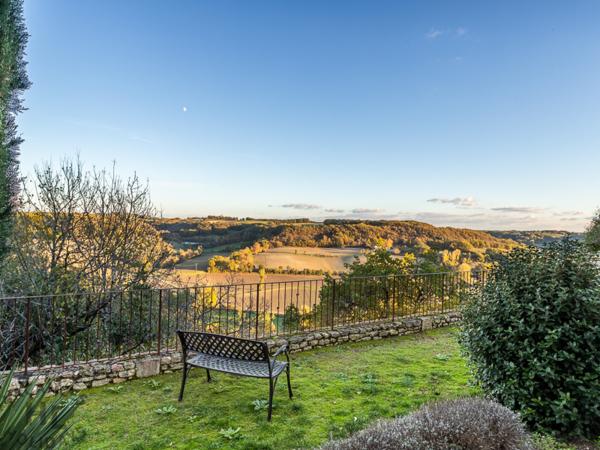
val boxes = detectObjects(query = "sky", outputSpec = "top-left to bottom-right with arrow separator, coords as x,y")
18,0 -> 600,231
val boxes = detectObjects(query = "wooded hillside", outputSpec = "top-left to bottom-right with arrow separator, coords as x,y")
153,217 -> 521,262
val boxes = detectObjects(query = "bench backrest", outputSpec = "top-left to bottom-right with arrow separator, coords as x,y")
177,331 -> 269,362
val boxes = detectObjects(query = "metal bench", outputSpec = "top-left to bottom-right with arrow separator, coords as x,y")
176,331 -> 293,420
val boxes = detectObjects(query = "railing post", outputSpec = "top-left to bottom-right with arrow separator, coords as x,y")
24,298 -> 31,377
331,279 -> 336,330
255,283 -> 260,340
391,276 -> 396,321
157,290 -> 162,356
441,274 -> 446,313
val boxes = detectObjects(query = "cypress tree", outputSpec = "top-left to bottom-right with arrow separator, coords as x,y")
0,0 -> 30,263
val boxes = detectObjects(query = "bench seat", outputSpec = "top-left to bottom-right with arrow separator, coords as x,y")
187,353 -> 287,378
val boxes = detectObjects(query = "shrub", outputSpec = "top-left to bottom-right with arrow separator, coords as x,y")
0,369 -> 80,449
585,209 -> 600,252
320,397 -> 533,450
461,240 -> 600,437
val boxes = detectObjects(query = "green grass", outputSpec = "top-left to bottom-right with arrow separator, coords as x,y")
65,327 -> 475,449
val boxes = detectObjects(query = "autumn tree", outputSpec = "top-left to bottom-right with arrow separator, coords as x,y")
4,158 -> 170,295
318,248 -> 419,324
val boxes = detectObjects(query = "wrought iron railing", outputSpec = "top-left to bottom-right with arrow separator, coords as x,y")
0,270 -> 486,374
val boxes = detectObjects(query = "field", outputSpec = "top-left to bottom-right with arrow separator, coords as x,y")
175,246 -> 366,275
253,246 -> 366,272
177,246 -> 367,274
173,270 -> 323,287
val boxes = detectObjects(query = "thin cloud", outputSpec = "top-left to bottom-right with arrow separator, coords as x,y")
127,133 -> 154,144
324,208 -> 345,213
425,28 -> 443,39
553,210 -> 585,217
491,206 -> 546,214
560,217 -> 586,222
351,208 -> 385,214
279,203 -> 321,210
403,212 -> 487,223
427,197 -> 477,207
425,27 -> 467,40
395,210 -> 571,230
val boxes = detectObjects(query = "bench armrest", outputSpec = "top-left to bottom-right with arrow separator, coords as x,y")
271,343 -> 288,359
269,344 -> 290,373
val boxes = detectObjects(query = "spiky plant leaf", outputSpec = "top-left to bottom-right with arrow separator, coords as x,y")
0,369 -> 80,449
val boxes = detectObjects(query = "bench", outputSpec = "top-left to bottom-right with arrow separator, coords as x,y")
176,331 -> 293,421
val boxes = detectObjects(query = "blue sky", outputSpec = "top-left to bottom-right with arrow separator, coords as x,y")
19,0 -> 600,231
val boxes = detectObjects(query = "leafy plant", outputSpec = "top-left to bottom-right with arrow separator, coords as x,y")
155,405 -> 177,415
530,433 -> 575,450
252,399 -> 268,411
433,353 -> 450,361
360,373 -> 378,394
144,380 -> 162,390
398,373 -> 415,388
0,370 -> 80,449
218,427 -> 241,440
107,386 -> 123,394
461,240 -> 600,438
210,384 -> 226,394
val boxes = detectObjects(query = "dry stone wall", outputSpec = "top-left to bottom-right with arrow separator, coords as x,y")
6,312 -> 460,398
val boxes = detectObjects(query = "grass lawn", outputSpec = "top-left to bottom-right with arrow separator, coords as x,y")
65,327 -> 475,449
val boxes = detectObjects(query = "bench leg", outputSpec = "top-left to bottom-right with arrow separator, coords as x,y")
178,363 -> 189,401
286,365 -> 293,399
267,377 -> 274,421
206,369 -> 211,382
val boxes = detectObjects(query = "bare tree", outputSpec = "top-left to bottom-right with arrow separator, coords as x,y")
0,158 -> 172,367
5,158 -> 170,295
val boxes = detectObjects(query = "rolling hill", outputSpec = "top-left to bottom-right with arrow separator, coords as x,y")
154,217 -> 522,267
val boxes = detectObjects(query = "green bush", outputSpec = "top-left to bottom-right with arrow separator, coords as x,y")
460,240 -> 600,438
585,209 -> 600,252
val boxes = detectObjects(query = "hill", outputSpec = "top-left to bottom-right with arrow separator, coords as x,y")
154,218 -> 522,267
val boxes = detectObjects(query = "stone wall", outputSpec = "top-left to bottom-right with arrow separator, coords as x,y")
6,312 -> 461,399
